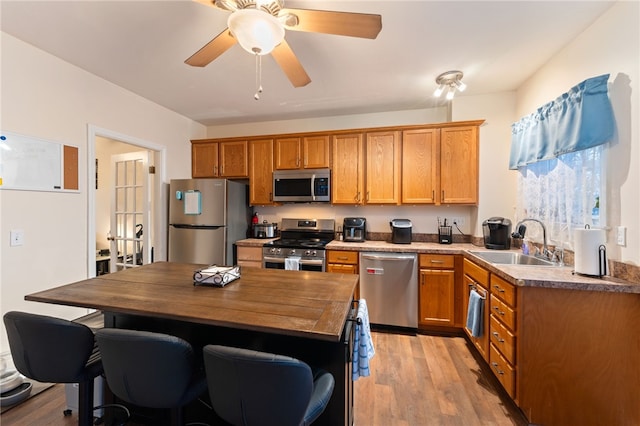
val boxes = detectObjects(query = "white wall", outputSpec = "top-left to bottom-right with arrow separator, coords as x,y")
206,108 -> 449,138
452,92 -> 518,236
516,1 -> 640,265
0,33 -> 205,353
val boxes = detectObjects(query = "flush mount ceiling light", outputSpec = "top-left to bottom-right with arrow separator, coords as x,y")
433,70 -> 467,100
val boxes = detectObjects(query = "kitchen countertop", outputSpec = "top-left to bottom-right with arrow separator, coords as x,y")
236,238 -> 640,294
25,262 -> 358,342
236,238 -> 278,247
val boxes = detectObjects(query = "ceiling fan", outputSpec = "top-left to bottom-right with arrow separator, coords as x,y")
185,0 -> 382,88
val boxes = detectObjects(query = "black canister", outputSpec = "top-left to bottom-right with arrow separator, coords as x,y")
390,219 -> 412,244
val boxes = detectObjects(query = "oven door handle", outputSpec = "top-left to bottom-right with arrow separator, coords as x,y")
263,256 -> 324,266
299,258 -> 324,266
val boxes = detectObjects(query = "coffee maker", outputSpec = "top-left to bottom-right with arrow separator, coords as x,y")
343,217 -> 366,242
482,217 -> 512,249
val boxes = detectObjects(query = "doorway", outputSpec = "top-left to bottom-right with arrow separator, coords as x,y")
88,125 -> 166,278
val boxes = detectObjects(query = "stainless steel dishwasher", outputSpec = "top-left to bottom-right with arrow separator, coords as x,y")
359,252 -> 418,328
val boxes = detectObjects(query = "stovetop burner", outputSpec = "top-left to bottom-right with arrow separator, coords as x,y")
264,238 -> 332,250
263,218 -> 336,250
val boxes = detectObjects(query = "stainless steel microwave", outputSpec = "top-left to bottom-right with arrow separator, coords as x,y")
273,169 -> 331,203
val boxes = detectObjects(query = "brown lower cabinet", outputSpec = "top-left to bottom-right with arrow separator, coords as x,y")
236,246 -> 263,269
462,257 -> 640,425
419,254 -> 456,327
517,285 -> 640,425
326,250 -> 359,299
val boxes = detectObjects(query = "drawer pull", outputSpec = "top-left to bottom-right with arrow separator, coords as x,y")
493,285 -> 505,293
493,306 -> 505,316
491,362 -> 504,375
492,332 -> 505,343
337,257 -> 349,260
430,260 -> 444,264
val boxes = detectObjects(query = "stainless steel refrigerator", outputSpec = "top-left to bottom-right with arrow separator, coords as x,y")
168,179 -> 249,265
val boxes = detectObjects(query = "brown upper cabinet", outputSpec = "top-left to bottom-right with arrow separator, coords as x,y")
191,139 -> 249,178
248,138 -> 274,205
274,135 -> 330,170
402,128 -> 439,203
440,125 -> 479,204
402,124 -> 479,205
331,131 -> 402,205
331,133 -> 364,204
365,130 -> 401,204
192,119 -> 483,205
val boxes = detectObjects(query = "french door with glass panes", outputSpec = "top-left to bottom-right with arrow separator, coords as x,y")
109,151 -> 151,272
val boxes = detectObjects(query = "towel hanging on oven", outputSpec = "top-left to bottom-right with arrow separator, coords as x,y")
284,256 -> 301,271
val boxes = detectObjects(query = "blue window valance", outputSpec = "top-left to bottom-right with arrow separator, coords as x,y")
509,74 -> 615,170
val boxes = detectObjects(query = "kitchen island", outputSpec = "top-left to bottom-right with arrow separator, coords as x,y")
25,262 -> 359,425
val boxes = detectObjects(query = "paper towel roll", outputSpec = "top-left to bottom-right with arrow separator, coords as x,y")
574,227 -> 606,276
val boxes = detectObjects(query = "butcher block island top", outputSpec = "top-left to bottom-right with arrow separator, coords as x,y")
25,262 -> 358,342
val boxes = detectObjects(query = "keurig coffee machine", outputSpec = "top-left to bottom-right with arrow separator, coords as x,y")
482,217 -> 512,249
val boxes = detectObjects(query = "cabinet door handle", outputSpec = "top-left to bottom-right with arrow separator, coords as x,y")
491,362 -> 504,375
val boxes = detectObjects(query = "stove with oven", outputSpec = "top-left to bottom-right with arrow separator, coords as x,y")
262,218 -> 335,272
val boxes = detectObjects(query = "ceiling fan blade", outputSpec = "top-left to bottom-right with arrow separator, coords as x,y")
271,40 -> 311,88
192,0 -> 215,8
185,28 -> 237,67
192,0 -> 239,11
281,8 -> 382,39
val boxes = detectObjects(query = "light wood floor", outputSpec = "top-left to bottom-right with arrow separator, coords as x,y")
1,332 -> 528,426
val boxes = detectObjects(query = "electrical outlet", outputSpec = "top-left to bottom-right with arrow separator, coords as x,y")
616,226 -> 626,246
10,229 -> 24,247
451,217 -> 465,227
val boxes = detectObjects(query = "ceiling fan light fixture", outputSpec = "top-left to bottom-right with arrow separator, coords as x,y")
434,70 -> 466,100
228,8 -> 285,55
214,0 -> 239,12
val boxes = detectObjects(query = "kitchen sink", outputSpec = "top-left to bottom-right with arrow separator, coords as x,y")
469,251 -> 556,266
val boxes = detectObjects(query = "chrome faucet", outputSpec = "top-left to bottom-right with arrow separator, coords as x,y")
511,218 -> 552,260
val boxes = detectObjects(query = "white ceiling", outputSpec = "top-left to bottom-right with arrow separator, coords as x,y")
1,1 -> 614,126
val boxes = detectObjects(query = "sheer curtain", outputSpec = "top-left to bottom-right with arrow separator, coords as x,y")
515,145 -> 604,250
